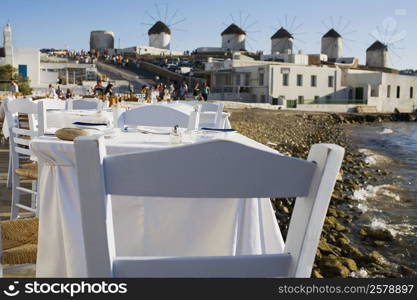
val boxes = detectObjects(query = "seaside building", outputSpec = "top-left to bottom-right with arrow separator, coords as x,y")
366,41 -> 388,68
271,27 -> 294,55
0,23 -> 41,86
204,38 -> 417,112
148,21 -> 171,50
321,29 -> 343,62
108,21 -> 183,57
90,30 -> 115,52
221,24 -> 246,52
193,24 -> 248,57
0,24 -> 97,89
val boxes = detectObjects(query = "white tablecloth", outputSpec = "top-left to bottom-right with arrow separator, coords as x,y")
45,110 -> 113,132
31,130 -> 284,277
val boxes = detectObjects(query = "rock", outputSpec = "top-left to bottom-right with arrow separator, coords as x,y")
337,237 -> 350,247
325,216 -> 337,228
341,244 -> 365,261
339,257 -> 358,272
372,240 -> 386,247
318,239 -> 334,254
399,264 -> 417,277
319,257 -> 350,278
358,228 -> 368,237
367,251 -> 389,266
365,227 -> 394,241
335,222 -> 348,232
312,269 -> 324,278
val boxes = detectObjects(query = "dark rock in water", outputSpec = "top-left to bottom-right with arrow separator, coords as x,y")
364,226 -> 394,241
399,264 -> 417,277
339,257 -> 358,272
358,228 -> 368,237
342,244 -> 365,262
372,240 -> 386,247
367,251 -> 389,266
319,257 -> 350,278
335,222 -> 348,232
318,239 -> 335,254
312,269 -> 324,278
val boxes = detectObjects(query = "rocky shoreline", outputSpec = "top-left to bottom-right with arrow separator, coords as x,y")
228,108 -> 417,278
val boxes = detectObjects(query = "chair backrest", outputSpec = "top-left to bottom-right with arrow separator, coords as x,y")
5,98 -> 39,164
213,102 -> 224,128
37,99 -> 67,136
67,98 -> 103,110
177,101 -> 220,112
118,104 -> 201,130
74,136 -> 344,277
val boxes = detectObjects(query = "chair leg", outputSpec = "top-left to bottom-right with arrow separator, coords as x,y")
6,153 -> 12,189
31,180 -> 37,211
10,174 -> 20,220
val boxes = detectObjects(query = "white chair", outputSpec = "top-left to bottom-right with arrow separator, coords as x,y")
116,104 -> 201,130
37,99 -> 67,136
5,98 -> 39,219
67,98 -> 107,110
74,136 -> 344,277
1,97 -> 14,189
178,101 -> 225,129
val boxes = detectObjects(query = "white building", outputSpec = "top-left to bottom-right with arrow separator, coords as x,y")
221,24 -> 246,52
271,27 -> 293,55
90,30 -> 115,52
366,41 -> 388,68
321,29 -> 343,62
148,21 -> 171,50
0,24 -> 41,86
206,54 -> 417,112
109,46 -> 183,57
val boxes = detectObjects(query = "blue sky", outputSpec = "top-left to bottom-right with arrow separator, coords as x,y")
2,0 -> 417,69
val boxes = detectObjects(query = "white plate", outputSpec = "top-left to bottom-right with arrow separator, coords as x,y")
136,126 -> 172,135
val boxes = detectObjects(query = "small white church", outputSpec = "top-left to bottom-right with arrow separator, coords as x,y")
0,24 -> 41,86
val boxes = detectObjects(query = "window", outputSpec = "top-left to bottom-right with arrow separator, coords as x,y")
298,96 -> 304,104
260,95 -> 266,102
410,87 -> 414,99
328,76 -> 334,88
283,73 -> 289,86
314,96 -> 320,100
311,75 -> 317,87
259,71 -> 264,86
297,74 -> 303,87
387,85 -> 391,98
397,86 -> 401,98
244,74 -> 250,86
235,74 -> 240,86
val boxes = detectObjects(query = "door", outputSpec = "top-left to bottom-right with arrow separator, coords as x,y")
18,64 -> 28,79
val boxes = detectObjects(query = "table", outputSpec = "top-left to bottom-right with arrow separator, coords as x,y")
45,110 -> 113,133
31,129 -> 284,277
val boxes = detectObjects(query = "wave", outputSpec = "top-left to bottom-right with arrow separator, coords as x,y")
358,148 -> 392,165
379,128 -> 394,134
350,269 -> 369,278
369,218 -> 416,237
352,185 -> 401,213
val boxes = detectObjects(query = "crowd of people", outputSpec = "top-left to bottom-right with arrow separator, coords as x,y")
138,81 -> 210,102
46,84 -> 74,99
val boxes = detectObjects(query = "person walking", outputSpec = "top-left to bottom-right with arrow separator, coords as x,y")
193,82 -> 200,100
9,80 -> 19,94
201,83 -> 210,101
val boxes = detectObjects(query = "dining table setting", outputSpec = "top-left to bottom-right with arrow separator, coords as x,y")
12,100 -> 280,277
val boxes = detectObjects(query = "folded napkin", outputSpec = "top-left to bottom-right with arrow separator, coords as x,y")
201,128 -> 236,132
73,121 -> 107,126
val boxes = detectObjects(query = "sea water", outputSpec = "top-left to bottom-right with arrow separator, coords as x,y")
347,122 -> 417,270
